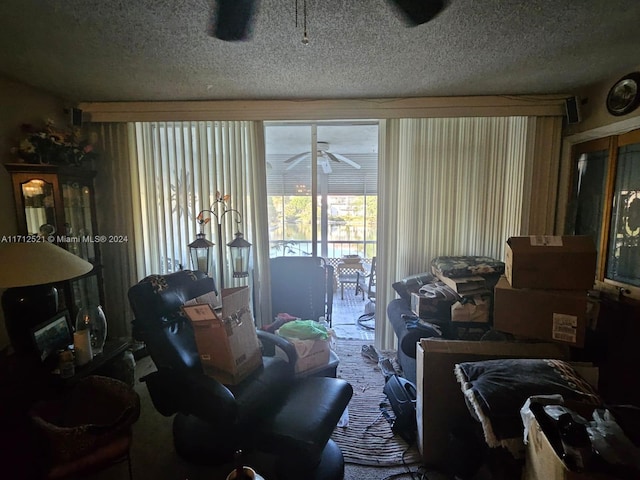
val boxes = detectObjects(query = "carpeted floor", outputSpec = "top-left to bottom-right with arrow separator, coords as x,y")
331,339 -> 421,467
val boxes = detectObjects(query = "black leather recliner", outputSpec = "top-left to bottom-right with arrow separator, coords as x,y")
128,270 -> 353,479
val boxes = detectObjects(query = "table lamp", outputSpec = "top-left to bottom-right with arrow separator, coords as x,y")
0,241 -> 93,354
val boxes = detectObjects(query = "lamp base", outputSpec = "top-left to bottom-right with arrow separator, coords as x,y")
2,285 -> 58,354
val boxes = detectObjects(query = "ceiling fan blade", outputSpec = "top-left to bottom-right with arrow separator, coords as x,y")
284,151 -> 311,163
285,153 -> 311,170
387,0 -> 445,25
326,152 -> 361,169
211,0 -> 258,41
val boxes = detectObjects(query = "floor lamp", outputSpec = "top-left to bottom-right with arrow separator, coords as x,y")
188,193 -> 251,291
0,241 -> 93,355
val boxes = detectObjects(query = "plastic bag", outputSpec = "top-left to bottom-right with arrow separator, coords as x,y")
278,319 -> 329,340
587,409 -> 640,470
520,394 -> 565,444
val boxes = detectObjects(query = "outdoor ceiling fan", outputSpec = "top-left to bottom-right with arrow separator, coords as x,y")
284,141 -> 361,174
211,0 -> 446,41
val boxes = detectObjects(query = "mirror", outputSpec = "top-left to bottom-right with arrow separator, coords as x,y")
21,178 -> 56,236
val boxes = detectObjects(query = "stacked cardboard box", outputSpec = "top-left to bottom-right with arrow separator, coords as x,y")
493,236 -> 597,348
431,256 -> 505,324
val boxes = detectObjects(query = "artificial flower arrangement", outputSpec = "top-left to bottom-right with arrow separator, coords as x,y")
10,119 -> 98,166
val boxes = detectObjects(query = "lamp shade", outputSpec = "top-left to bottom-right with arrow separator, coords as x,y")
0,241 -> 93,288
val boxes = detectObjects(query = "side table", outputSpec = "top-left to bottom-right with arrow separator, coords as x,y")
66,338 -> 133,385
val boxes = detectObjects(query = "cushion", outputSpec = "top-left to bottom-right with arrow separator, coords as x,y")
454,358 -> 600,455
392,272 -> 436,301
431,256 -> 505,279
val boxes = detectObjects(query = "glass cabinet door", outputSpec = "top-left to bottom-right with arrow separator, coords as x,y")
567,129 -> 640,297
62,179 -> 96,262
566,138 -> 610,265
606,133 -> 640,287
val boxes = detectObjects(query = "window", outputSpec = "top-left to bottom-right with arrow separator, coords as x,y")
566,128 -> 640,297
265,121 -> 378,260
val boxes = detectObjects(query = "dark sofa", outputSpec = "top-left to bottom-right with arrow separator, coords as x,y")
387,298 -> 444,384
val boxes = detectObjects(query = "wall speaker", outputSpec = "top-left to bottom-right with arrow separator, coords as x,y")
565,96 -> 581,125
70,107 -> 83,127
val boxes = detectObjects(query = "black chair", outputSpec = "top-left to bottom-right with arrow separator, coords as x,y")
270,256 -> 334,325
128,270 -> 352,479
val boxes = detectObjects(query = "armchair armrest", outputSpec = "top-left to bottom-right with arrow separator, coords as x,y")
257,329 -> 298,364
142,367 -> 238,425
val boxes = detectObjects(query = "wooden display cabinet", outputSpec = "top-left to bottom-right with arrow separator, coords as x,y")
5,163 -> 105,320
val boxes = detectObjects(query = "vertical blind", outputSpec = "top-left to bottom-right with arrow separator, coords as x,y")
127,121 -> 270,323
95,116 -> 561,341
376,116 -> 562,349
132,121 -> 254,275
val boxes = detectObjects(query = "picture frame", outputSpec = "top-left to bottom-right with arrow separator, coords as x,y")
31,310 -> 73,361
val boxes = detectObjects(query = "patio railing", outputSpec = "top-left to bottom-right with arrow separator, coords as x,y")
270,240 -> 376,259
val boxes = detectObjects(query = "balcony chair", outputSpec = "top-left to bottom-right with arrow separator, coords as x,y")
270,256 -> 334,324
356,256 -> 376,302
128,270 -> 353,480
269,256 -> 341,378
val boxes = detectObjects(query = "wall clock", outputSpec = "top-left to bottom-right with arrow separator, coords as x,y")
606,72 -> 640,116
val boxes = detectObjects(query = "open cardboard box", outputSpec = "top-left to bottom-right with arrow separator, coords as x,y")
523,404 -> 617,480
185,286 -> 262,385
416,338 -> 569,466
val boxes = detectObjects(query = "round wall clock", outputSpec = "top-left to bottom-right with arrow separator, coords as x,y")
606,72 -> 640,116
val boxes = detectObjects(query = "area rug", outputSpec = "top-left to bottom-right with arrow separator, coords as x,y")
330,339 -> 422,466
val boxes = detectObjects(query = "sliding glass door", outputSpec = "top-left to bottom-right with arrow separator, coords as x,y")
265,121 -> 378,261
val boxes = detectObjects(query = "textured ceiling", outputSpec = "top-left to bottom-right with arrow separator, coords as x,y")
1,0 -> 640,103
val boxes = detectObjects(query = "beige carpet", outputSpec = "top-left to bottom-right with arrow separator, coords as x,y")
331,339 -> 422,467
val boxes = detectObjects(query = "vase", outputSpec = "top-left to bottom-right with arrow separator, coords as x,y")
75,305 -> 107,355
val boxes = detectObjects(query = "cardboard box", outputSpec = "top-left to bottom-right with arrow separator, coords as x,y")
505,236 -> 596,290
410,291 -> 455,319
523,414 -> 615,480
416,338 -> 568,466
450,295 -> 490,323
184,286 -> 262,385
287,338 -> 330,374
493,276 -> 588,347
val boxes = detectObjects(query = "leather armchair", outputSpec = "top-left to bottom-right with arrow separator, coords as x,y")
128,270 -> 353,479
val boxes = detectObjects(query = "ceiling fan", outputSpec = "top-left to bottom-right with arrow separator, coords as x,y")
211,0 -> 446,41
284,141 -> 361,174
